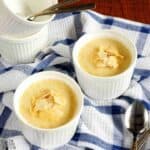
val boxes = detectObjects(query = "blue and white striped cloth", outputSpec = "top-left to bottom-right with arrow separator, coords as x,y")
0,10 -> 150,150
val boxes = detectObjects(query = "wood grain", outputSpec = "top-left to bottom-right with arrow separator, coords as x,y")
60,0 -> 150,24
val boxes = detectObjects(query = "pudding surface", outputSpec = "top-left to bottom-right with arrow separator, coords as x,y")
19,79 -> 77,129
78,38 -> 131,77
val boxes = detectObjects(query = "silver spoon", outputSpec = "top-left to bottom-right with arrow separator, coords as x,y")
125,101 -> 149,150
27,3 -> 95,21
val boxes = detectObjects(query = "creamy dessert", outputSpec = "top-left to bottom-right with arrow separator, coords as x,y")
19,79 -> 77,129
78,38 -> 131,77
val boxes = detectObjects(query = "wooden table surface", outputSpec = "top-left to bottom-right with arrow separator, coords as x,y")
61,0 -> 150,24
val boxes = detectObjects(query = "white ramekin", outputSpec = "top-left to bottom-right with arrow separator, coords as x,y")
0,0 -> 57,38
73,30 -> 137,100
14,71 -> 83,149
0,25 -> 49,64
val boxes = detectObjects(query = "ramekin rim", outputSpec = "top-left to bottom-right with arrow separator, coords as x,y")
13,71 -> 84,132
73,30 -> 137,80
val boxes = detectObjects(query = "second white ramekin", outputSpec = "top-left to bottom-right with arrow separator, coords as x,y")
14,71 -> 83,149
73,30 -> 137,100
0,0 -> 57,38
0,25 -> 49,64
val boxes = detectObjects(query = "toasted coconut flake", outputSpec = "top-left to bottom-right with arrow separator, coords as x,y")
94,45 -> 124,69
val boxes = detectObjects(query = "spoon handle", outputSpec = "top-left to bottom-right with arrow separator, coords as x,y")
27,3 -> 95,21
37,3 -> 95,15
42,0 -> 80,13
137,129 -> 150,150
47,3 -> 94,13
132,138 -> 138,150
132,143 -> 137,150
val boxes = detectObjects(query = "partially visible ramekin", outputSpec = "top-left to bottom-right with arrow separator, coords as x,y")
73,30 -> 137,100
0,25 -> 49,64
0,0 -> 57,38
14,71 -> 83,149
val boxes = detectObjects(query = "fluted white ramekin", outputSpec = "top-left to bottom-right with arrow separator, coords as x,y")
0,25 -> 49,64
73,30 -> 137,100
14,71 -> 83,149
0,0 -> 57,38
